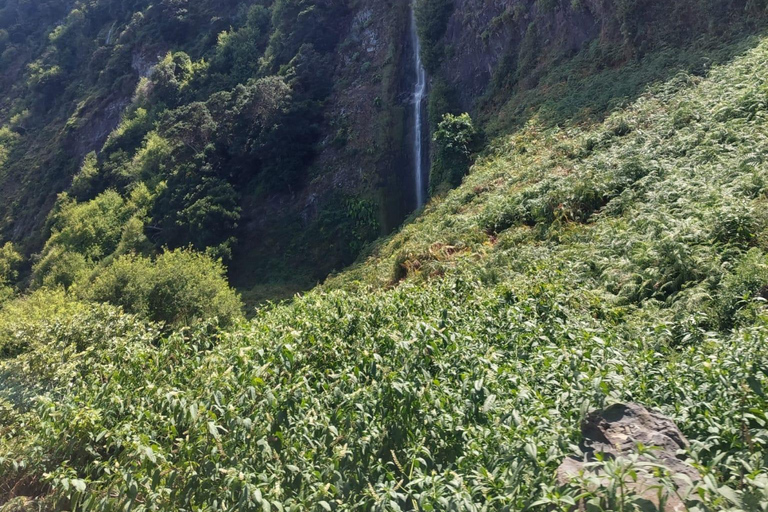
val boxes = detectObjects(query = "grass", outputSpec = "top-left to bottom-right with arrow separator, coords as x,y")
4,23 -> 768,512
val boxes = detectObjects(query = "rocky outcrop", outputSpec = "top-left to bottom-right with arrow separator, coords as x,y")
557,403 -> 700,512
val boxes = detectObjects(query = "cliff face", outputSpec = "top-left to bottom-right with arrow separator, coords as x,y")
228,0 -> 416,295
440,0 -> 600,110
428,0 -> 768,128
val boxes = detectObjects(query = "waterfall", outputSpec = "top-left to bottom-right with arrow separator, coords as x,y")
409,2 -> 428,208
105,21 -> 117,45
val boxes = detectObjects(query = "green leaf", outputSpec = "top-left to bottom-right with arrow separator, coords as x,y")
718,486 -> 740,505
747,376 -> 764,397
208,421 -> 221,441
481,394 -> 497,413
72,479 -> 86,493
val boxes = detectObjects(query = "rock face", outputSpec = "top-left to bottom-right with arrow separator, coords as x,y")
557,403 -> 701,512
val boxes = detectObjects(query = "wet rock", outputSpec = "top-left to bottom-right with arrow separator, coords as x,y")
557,403 -> 701,512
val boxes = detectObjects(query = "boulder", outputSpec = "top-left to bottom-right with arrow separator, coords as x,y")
557,403 -> 701,511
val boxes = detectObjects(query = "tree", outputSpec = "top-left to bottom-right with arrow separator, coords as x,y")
70,152 -> 101,200
149,51 -> 194,106
0,242 -> 22,284
160,102 -> 218,155
208,5 -> 271,88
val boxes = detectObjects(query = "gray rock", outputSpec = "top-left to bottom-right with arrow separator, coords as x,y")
557,403 -> 701,512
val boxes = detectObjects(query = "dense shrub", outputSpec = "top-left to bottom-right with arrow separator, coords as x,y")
148,51 -> 195,106
83,249 -> 243,327
0,288 -> 89,358
0,242 -> 21,303
717,248 -> 768,329
429,113 -> 481,196
32,189 -> 150,288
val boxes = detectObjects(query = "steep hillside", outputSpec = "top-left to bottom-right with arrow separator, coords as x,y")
3,0 -> 768,307
0,0 -> 418,302
3,27 -> 768,510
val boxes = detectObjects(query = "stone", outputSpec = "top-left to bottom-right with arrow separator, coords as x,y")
557,403 -> 701,511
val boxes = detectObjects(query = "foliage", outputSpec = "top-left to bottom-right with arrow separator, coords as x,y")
415,0 -> 454,71
0,288 -> 89,359
429,113 -> 481,196
0,242 -> 21,303
426,77 -> 460,130
32,190 -> 146,289
70,152 -> 101,200
208,5 -> 271,89
310,194 -> 381,264
262,0 -> 349,73
0,125 -> 18,171
0,242 -> 21,285
82,248 -> 243,327
147,51 -> 195,107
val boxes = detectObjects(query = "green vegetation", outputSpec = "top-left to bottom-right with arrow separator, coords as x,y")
429,113 -> 481,196
83,249 -> 242,327
0,0 -> 363,291
414,0 -> 454,71
0,242 -> 21,303
4,23 -> 768,510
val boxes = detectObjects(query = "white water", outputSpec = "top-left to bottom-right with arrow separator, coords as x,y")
105,21 -> 116,45
410,3 -> 428,208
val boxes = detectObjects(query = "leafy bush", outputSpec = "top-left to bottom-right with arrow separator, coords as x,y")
32,190 -> 148,288
717,248 -> 768,329
0,242 -> 21,285
70,152 -> 101,200
0,242 -> 21,303
0,288 -> 89,358
429,113 -> 481,196
147,52 -> 195,107
82,248 -> 243,327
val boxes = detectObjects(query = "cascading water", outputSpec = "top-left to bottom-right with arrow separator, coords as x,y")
105,21 -> 117,45
409,2 -> 428,208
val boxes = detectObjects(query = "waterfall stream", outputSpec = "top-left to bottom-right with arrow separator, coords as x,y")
409,3 -> 428,208
105,21 -> 117,45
